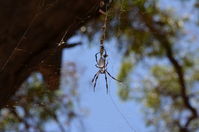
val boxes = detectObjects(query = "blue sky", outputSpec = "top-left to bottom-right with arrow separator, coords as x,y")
62,37 -> 149,132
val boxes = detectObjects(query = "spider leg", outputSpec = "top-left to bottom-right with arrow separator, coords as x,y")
93,72 -> 100,92
92,71 -> 99,83
95,52 -> 100,64
104,49 -> 108,56
104,72 -> 108,94
105,60 -> 108,67
106,70 -> 121,82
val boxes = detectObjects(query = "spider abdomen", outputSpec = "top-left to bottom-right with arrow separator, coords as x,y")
98,57 -> 105,67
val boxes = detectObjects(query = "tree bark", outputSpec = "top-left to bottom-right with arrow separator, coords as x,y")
0,0 -> 101,108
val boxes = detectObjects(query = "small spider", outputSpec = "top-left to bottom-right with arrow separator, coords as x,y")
92,49 -> 121,93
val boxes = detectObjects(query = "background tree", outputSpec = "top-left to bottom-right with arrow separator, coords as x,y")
112,0 -> 199,131
83,0 -> 199,131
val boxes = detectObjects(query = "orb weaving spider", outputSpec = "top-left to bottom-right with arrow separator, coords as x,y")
92,49 -> 121,93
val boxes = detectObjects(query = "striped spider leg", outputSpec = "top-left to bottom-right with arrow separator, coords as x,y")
92,50 -> 121,93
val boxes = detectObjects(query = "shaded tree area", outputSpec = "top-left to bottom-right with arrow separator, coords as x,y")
0,0 -> 101,108
1,0 -> 199,132
0,0 -> 101,131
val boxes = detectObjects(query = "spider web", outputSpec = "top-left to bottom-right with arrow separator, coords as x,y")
1,0 -> 55,71
0,0 -> 99,72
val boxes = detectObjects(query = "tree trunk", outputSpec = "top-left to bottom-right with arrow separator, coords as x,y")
0,0 -> 100,108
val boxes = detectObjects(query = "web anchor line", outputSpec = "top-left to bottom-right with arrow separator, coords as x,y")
0,0 -> 59,72
92,1 -> 121,94
109,94 -> 137,132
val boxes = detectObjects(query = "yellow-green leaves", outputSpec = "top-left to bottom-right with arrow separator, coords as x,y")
145,91 -> 160,108
117,59 -> 134,101
151,65 -> 180,96
118,60 -> 133,82
118,86 -> 130,101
